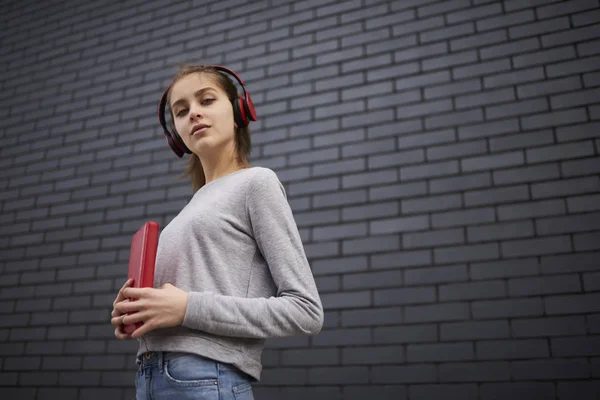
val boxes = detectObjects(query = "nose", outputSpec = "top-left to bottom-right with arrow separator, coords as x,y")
188,101 -> 204,121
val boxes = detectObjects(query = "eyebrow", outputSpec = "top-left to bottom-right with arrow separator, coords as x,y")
170,87 -> 218,111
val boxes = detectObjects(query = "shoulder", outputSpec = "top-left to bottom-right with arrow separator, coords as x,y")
245,167 -> 286,199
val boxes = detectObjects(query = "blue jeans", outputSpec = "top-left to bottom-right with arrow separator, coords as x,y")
136,351 -> 254,400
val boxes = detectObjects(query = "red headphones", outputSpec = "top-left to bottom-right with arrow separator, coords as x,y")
157,65 -> 257,158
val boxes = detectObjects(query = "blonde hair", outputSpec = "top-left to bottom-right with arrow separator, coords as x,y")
166,64 -> 252,192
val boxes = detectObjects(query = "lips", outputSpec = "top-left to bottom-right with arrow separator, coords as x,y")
191,124 -> 209,136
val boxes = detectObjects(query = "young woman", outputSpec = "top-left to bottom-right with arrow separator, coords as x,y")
110,65 -> 324,400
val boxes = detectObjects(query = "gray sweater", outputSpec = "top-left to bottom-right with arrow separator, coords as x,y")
136,166 -> 324,381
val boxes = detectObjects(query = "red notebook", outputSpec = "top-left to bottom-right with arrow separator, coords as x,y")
123,221 -> 159,335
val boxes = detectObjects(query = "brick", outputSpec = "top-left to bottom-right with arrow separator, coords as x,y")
513,316 -> 586,338
342,27 -> 391,48
510,275 -> 582,297
342,169 -> 398,189
400,160 -> 459,181
536,212 -> 600,235
537,0 -> 599,19
427,140 -> 487,161
512,16 -> 571,40
440,361 -> 510,382
408,342 -> 474,362
373,324 -> 435,345
557,122 -> 600,142
342,345 -> 403,365
484,67 -> 544,89
394,15 -> 447,38
342,235 -> 399,255
403,228 -> 464,248
402,194 -> 463,214
532,176 -> 600,199
418,0 -> 470,17
494,163 -> 560,185
455,87 -> 514,109
343,270 -> 403,290
562,157 -> 600,177
567,194 -> 600,213
314,189 -> 367,208
421,22 -> 475,43
396,70 -> 451,91
371,249 -> 432,269
464,185 -> 530,206
430,173 -> 492,194
368,149 -> 424,169
398,129 -> 455,150
513,359 -> 590,380
373,364 -> 436,384
368,90 -> 422,110
435,243 -> 499,263
427,108 -> 484,129
558,382 -> 600,400
546,293 -> 600,314
313,328 -> 371,347
441,320 -> 510,341
371,215 -> 429,235
374,286 -> 435,306
518,75 -> 581,100
451,29 -> 507,52
547,55 -> 600,78
432,207 -> 495,228
498,199 -> 566,221
281,348 -> 338,366
313,222 -> 367,241
453,58 -> 511,80
502,235 -> 572,257
575,231 -> 600,251
422,50 -> 478,71
481,383 -> 555,400
478,339 -> 549,360
395,42 -> 448,64
552,336 -> 600,357
579,38 -> 600,56
342,306 -> 403,327
447,2 -> 502,23
462,151 -> 524,172
476,10 -> 535,31
405,302 -> 470,322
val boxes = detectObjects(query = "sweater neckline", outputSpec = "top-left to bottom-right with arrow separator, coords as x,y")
199,166 -> 254,191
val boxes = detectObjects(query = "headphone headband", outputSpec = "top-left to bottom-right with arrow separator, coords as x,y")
157,65 -> 257,158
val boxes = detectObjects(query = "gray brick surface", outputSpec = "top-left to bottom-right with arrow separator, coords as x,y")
2,0 -> 600,396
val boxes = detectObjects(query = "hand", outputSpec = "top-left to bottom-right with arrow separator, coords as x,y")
112,283 -> 189,339
111,278 -> 134,340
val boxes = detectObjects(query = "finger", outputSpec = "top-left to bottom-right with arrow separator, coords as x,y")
113,280 -> 133,306
131,320 -> 154,339
122,287 -> 148,299
115,299 -> 143,315
111,315 -> 125,327
122,311 -> 147,326
115,326 -> 133,340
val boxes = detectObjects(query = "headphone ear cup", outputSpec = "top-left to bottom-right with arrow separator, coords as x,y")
171,131 -> 191,156
165,133 -> 184,158
232,97 -> 249,128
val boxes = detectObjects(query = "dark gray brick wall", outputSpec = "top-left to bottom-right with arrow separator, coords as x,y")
1,0 -> 599,399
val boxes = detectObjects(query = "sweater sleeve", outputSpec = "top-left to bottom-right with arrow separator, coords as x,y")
181,169 -> 324,339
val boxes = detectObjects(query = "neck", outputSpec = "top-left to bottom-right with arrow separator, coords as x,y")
199,142 -> 247,185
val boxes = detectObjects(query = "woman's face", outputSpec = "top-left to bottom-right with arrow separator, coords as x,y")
169,73 -> 236,158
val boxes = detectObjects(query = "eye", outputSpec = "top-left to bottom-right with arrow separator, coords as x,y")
175,109 -> 187,117
201,98 -> 215,106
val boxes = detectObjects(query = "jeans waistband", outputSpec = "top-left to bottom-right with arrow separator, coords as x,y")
137,351 -> 189,367
136,351 -> 240,374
